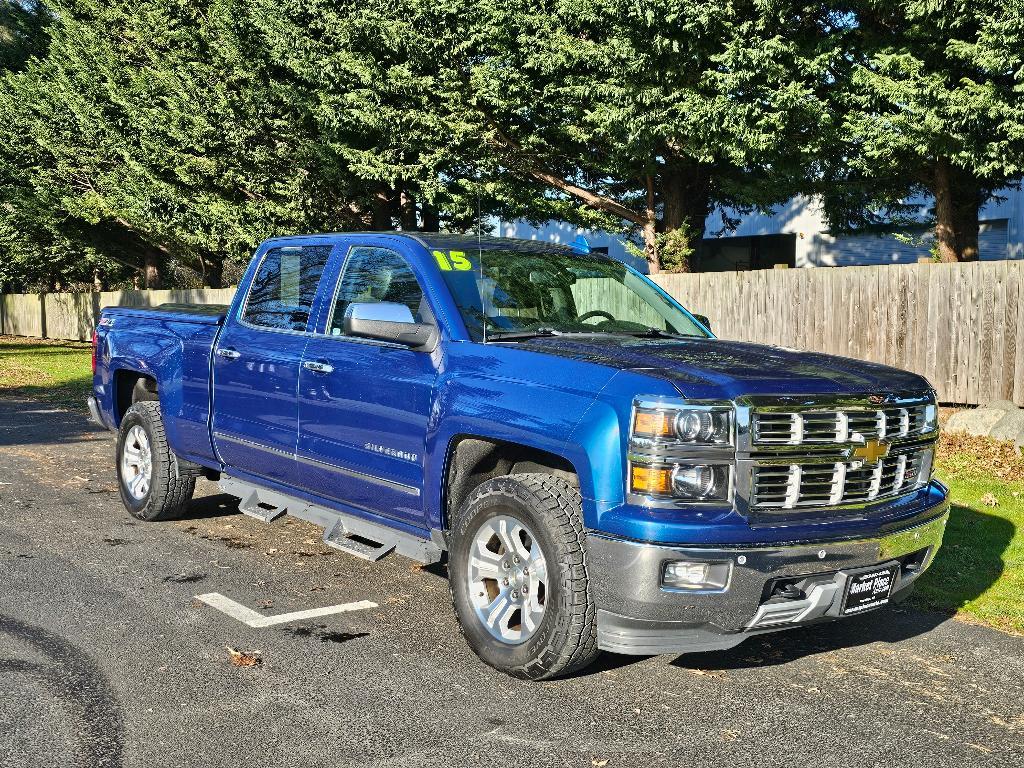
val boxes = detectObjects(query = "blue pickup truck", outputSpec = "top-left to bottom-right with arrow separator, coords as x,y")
88,233 -> 949,679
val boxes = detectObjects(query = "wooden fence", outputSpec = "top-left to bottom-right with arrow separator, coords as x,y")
2,260 -> 1021,405
0,288 -> 237,343
652,261 -> 1024,406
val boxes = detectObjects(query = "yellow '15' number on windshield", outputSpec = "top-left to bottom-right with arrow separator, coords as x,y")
433,250 -> 473,271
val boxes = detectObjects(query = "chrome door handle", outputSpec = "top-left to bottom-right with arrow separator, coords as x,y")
216,347 -> 241,360
303,360 -> 334,374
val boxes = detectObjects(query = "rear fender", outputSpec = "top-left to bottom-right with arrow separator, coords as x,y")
100,318 -> 220,466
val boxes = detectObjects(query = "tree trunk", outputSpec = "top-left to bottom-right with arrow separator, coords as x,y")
370,190 -> 393,230
955,206 -> 980,261
203,254 -> 223,288
933,158 -> 960,263
643,176 -> 659,274
933,158 -> 983,262
143,250 -> 162,289
656,163 -> 711,272
399,189 -> 418,231
421,201 -> 440,232
953,184 -> 981,262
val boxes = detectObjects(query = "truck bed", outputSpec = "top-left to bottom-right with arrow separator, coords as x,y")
93,302 -> 226,468
103,303 -> 229,325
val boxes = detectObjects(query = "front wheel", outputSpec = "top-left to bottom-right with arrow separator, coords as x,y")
448,473 -> 599,680
116,401 -> 195,521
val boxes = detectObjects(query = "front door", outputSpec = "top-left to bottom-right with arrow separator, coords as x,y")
212,243 -> 332,487
296,244 -> 440,528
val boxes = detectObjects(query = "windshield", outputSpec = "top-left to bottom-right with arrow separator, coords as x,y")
433,247 -> 710,341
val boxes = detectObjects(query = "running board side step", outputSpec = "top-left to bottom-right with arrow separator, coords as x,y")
219,476 -> 442,564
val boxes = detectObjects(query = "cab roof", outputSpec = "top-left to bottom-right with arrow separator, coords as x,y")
263,231 -> 581,255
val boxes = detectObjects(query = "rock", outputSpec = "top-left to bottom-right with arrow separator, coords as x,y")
945,406 -> 1013,437
979,399 -> 1020,413
990,409 -> 1024,441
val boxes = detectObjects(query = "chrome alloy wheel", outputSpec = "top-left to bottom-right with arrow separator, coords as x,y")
467,514 -> 548,644
121,425 -> 153,500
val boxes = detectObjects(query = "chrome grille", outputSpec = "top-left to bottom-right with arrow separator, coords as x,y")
753,404 -> 929,445
750,448 -> 932,510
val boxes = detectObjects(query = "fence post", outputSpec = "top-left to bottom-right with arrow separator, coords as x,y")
38,291 -> 47,339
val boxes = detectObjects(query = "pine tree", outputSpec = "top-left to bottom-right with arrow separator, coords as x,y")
821,0 -> 1024,262
415,0 -> 836,272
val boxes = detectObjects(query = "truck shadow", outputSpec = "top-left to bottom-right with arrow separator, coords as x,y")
179,492 -> 243,521
668,608 -> 951,672
170,490 -> 1014,677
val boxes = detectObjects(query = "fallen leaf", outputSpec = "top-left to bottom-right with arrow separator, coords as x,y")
981,492 -> 999,507
592,760 -> 609,767
226,646 -> 262,667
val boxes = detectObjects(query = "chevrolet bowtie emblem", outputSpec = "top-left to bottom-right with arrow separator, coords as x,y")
851,438 -> 890,465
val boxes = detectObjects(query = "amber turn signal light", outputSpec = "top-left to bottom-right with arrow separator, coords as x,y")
630,465 -> 673,496
633,410 -> 673,438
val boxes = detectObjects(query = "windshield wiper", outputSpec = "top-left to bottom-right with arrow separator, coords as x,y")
486,327 -> 562,341
600,327 -> 690,339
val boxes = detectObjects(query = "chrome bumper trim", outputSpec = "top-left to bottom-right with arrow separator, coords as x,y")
588,497 -> 949,654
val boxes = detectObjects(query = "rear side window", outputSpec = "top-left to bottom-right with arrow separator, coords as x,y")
328,247 -> 432,335
242,245 -> 332,332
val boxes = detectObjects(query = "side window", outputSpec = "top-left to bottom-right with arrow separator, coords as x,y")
328,247 -> 432,335
242,245 -> 332,332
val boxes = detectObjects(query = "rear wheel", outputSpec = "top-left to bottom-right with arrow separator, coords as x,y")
449,473 -> 599,680
116,401 -> 195,521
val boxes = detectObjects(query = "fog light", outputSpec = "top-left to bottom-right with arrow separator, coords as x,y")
662,560 -> 731,591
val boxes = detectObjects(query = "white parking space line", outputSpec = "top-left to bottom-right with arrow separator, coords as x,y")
196,592 -> 377,628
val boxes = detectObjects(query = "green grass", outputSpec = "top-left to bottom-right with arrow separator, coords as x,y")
0,335 -> 93,406
0,332 -> 1021,633
913,466 -> 1024,635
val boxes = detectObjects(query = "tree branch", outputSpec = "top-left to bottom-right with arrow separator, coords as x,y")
486,119 -> 649,227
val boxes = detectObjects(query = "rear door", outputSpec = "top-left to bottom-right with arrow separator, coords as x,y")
295,242 -> 440,527
212,243 -> 333,487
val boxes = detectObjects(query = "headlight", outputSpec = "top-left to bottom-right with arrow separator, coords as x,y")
628,398 -> 735,504
630,462 -> 731,502
632,401 -> 733,445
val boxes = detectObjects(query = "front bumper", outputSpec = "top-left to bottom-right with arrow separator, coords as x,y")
589,496 -> 949,655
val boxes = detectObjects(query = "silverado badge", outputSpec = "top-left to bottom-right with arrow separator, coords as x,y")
849,438 -> 890,465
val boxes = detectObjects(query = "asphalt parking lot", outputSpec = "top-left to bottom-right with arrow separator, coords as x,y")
1,398 -> 1022,767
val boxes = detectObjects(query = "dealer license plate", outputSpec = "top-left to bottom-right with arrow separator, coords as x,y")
842,564 -> 899,615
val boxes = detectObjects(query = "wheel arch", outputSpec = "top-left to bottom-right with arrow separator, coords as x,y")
113,369 -> 159,425
439,434 -> 581,533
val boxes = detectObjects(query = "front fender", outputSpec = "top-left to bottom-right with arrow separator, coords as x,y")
424,345 -> 677,530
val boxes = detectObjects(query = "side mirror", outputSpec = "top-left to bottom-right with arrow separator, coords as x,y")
344,302 -> 438,351
692,313 -> 712,332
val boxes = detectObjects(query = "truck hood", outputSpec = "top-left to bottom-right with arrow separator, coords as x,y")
512,336 -> 931,399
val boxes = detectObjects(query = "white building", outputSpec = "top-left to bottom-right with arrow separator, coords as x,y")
500,189 -> 1024,272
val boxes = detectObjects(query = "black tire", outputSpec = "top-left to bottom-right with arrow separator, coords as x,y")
448,473 -> 600,680
115,401 -> 195,521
